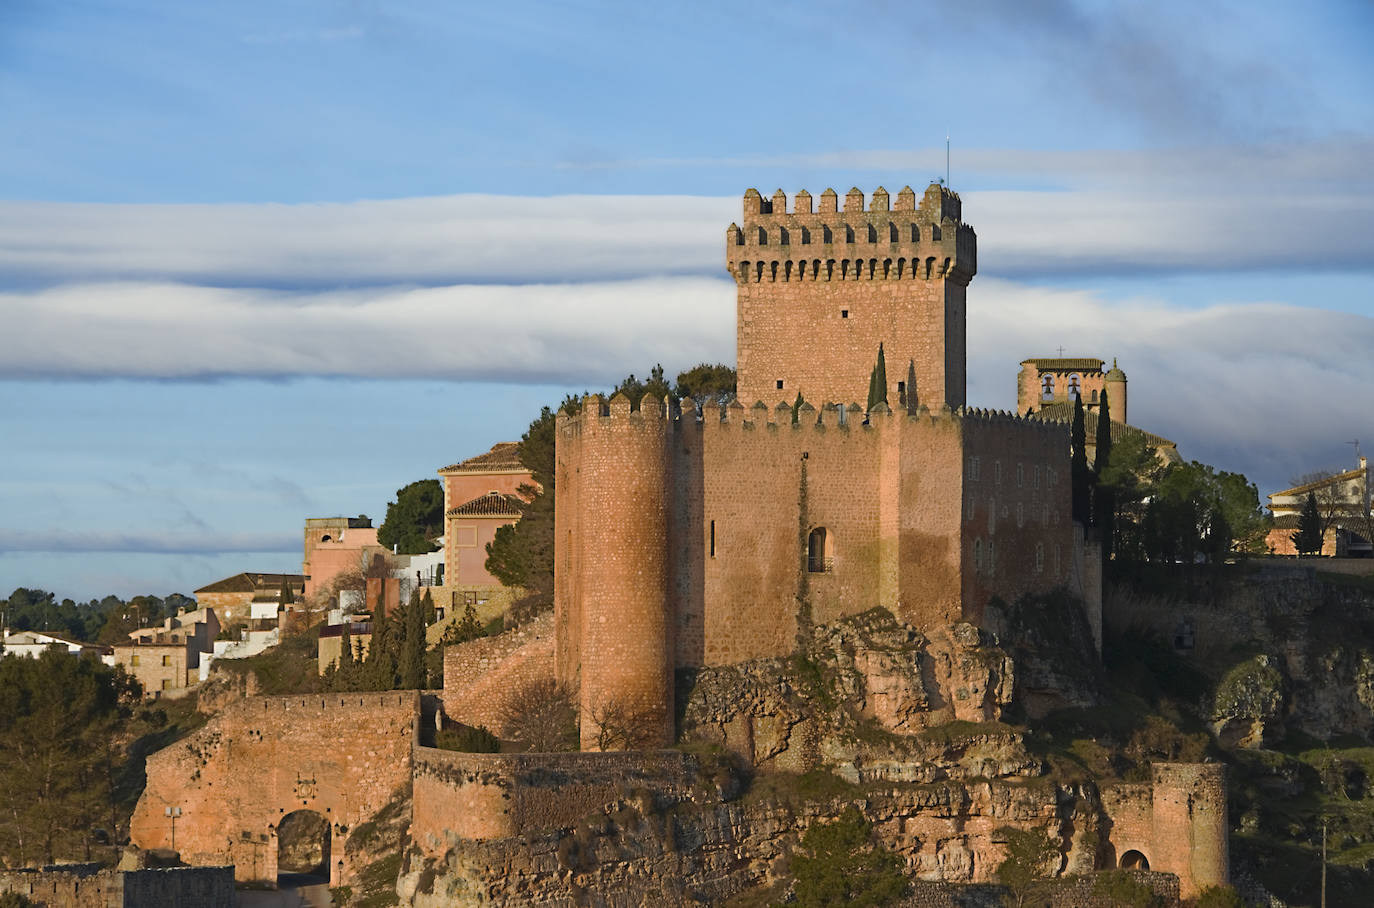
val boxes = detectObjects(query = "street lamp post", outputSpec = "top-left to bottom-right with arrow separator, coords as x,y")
164,806 -> 182,851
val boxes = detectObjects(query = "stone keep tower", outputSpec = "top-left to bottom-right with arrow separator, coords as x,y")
729,183 -> 977,409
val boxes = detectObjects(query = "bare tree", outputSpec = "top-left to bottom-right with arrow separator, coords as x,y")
587,698 -> 659,752
1291,471 -> 1347,544
497,678 -> 578,752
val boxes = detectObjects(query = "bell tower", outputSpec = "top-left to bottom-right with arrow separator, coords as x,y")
728,183 -> 977,408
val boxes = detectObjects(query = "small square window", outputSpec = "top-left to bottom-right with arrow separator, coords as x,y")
776,379 -> 784,390
841,309 -> 849,319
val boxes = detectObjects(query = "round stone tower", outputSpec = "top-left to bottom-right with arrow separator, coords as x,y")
1104,358 -> 1127,424
1151,762 -> 1228,898
562,392 -> 674,751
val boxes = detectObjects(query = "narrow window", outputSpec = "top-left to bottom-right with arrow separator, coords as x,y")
709,520 -> 716,558
801,226 -> 811,244
1035,543 -> 1045,573
988,541 -> 996,574
1041,374 -> 1055,401
131,655 -> 140,667
807,527 -> 832,573
776,379 -> 784,390
841,309 -> 849,319
1017,502 -> 1025,528
970,457 -> 981,481
1034,465 -> 1041,489
994,461 -> 1002,484
758,226 -> 768,245
162,655 -> 171,667
897,381 -> 905,395
974,538 -> 983,573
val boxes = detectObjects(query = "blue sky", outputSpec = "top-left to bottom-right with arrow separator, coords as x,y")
2,0 -> 1373,600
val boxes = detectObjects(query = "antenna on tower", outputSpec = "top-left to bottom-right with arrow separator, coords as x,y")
1348,439 -> 1362,460
946,134 -> 950,189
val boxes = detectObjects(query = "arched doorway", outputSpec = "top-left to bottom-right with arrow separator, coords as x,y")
1119,849 -> 1150,870
277,810 -> 331,884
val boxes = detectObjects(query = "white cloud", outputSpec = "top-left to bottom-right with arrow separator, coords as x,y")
3,271 -> 1371,493
0,277 -> 736,384
2,141 -> 1371,289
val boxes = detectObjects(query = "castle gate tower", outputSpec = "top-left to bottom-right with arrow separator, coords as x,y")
729,183 -> 977,408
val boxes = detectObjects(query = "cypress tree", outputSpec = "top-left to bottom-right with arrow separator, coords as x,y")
366,585 -> 397,690
866,343 -> 888,412
399,589 -> 426,690
905,360 -> 918,416
1071,392 -> 1090,526
279,579 -> 294,606
421,588 -> 435,626
1093,388 -> 1115,557
1293,492 -> 1324,556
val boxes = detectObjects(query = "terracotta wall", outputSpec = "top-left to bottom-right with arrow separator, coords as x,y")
131,692 -> 417,887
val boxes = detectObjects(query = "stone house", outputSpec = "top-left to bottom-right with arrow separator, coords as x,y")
194,572 -> 304,627
110,607 -> 220,697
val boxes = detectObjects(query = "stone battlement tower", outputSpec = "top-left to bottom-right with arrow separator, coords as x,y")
729,183 -> 976,408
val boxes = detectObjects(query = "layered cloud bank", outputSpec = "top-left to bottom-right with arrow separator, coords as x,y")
3,141 -> 1372,290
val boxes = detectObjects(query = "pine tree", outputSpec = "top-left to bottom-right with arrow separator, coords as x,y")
1293,491 -> 1324,556
1093,388 -> 1115,557
1071,392 -> 1091,526
279,579 -> 294,606
905,360 -> 918,415
866,343 -> 888,412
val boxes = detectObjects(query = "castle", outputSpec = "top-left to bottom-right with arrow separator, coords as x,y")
128,181 -> 1230,903
555,183 -> 1089,751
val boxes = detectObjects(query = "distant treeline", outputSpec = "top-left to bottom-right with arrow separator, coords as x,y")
1,588 -> 195,645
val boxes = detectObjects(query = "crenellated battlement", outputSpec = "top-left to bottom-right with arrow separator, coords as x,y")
727,183 -> 975,285
237,692 -> 418,714
557,394 -> 1067,439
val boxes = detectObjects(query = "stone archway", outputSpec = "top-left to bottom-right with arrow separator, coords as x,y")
277,810 -> 331,884
1120,849 -> 1150,870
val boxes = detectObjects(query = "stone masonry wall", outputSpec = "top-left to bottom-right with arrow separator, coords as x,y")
131,692 -> 417,887
410,746 -> 697,850
441,611 -> 555,734
555,395 -> 1074,750
0,866 -> 234,908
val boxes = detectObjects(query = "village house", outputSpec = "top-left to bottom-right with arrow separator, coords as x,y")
109,606 -> 220,697
1267,455 -> 1372,556
193,572 -> 304,627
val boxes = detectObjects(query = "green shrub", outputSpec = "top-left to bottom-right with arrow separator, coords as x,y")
434,724 -> 500,753
788,807 -> 908,907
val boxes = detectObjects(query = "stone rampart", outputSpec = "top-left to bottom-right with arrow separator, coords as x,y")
131,692 -> 417,887
410,745 -> 698,853
0,865 -> 234,908
441,611 -> 555,734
